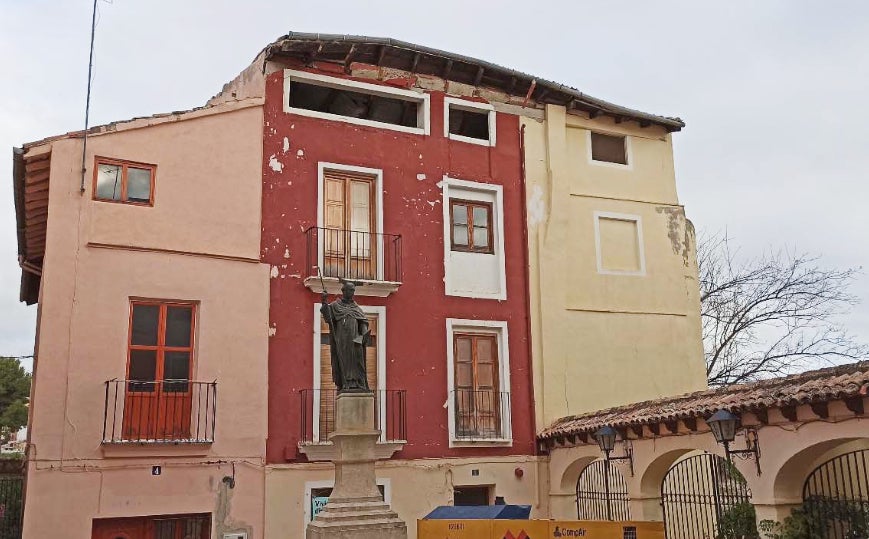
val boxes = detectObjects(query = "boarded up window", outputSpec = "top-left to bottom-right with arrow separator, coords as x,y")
319,315 -> 378,439
590,132 -> 628,165
598,217 -> 642,273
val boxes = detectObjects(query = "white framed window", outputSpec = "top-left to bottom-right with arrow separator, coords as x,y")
441,176 -> 507,300
444,97 -> 496,146
587,130 -> 633,169
593,211 -> 646,276
311,303 -> 387,442
445,319 -> 512,447
304,478 -> 391,530
283,69 -> 430,135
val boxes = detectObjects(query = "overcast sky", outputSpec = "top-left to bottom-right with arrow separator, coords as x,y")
2,1 -> 867,372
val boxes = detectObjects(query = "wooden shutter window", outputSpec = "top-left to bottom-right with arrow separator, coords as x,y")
453,333 -> 501,438
321,169 -> 377,280
449,199 -> 494,254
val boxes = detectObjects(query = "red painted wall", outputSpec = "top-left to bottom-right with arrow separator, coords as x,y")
262,64 -> 535,463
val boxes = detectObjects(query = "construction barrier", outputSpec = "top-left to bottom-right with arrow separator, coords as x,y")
418,519 -> 665,539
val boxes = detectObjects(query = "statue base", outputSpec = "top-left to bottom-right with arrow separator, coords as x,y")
305,392 -> 407,539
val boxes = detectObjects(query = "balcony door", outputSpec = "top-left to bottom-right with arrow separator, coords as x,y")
124,301 -> 195,441
317,315 -> 378,440
323,169 -> 377,280
453,333 -> 501,438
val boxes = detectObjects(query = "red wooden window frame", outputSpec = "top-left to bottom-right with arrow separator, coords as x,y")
449,199 -> 494,254
93,156 -> 157,206
126,301 -> 196,392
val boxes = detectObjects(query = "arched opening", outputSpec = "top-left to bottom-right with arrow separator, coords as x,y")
575,458 -> 631,521
559,455 -> 599,493
638,448 -> 696,522
801,448 -> 869,539
661,452 -> 753,539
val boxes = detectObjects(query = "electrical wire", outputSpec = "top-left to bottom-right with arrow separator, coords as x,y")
79,0 -> 99,193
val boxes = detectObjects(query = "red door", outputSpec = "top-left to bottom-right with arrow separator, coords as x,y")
123,302 -> 196,441
93,515 -> 210,539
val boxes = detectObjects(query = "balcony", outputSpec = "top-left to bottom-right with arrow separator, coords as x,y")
451,389 -> 512,444
304,227 -> 402,297
298,389 -> 407,461
102,379 -> 217,444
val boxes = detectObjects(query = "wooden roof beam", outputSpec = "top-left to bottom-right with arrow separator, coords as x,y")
410,53 -> 421,73
845,396 -> 864,415
342,44 -> 357,74
810,402 -> 829,419
473,66 -> 485,87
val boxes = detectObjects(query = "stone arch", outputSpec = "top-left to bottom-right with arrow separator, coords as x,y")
558,455 -> 599,492
773,437 -> 869,503
637,448 -> 699,521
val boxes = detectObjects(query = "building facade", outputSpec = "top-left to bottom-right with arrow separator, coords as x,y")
13,33 -> 708,538
14,104 -> 269,538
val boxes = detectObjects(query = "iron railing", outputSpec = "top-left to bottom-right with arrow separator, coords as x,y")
576,459 -> 632,521
298,389 -> 407,444
802,448 -> 869,539
305,226 -> 402,282
102,379 -> 217,444
0,476 -> 23,539
452,389 -> 511,440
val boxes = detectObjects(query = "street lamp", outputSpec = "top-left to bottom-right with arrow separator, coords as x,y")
707,409 -> 761,475
592,426 -> 634,521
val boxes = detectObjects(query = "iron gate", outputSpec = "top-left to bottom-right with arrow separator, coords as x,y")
661,453 -> 753,539
0,476 -> 23,539
575,459 -> 631,521
802,448 -> 869,539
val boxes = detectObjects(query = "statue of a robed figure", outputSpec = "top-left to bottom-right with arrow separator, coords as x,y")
321,280 -> 370,392
308,275 -> 407,539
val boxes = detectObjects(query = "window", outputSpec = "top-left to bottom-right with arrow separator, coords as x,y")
594,212 -> 646,276
450,199 -> 493,253
322,168 -> 377,280
124,301 -> 195,440
93,157 -> 156,205
453,486 -> 492,506
444,97 -> 496,146
589,132 -> 629,166
446,319 -> 511,445
284,69 -> 430,135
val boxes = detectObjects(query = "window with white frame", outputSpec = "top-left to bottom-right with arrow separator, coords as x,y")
441,177 -> 507,300
588,131 -> 631,168
284,69 -> 430,135
593,212 -> 646,276
446,319 -> 511,446
304,479 -> 390,530
444,97 -> 496,146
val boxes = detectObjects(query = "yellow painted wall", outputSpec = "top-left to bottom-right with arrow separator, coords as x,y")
523,105 -> 707,429
265,456 -> 547,539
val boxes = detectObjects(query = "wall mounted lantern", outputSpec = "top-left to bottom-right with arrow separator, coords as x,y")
593,426 -> 634,521
707,409 -> 762,475
594,426 -> 634,474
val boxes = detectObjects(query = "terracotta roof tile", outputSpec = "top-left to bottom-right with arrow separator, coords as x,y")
538,361 -> 869,441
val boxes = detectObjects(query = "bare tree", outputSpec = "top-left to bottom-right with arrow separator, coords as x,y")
698,232 -> 866,386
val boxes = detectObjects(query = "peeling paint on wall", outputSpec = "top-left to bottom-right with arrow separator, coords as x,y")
656,206 -> 692,266
527,185 -> 545,227
417,173 -> 426,181
283,137 -> 290,153
268,154 -> 283,173
270,265 -> 279,278
214,473 -> 253,539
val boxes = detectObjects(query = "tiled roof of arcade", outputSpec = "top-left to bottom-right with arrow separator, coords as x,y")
539,361 -> 869,443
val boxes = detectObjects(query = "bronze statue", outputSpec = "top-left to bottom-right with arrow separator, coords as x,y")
321,281 -> 370,392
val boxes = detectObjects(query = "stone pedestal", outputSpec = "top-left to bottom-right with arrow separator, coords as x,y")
305,392 -> 407,539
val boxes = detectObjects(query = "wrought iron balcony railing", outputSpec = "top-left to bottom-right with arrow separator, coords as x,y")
102,379 -> 217,444
305,227 -> 402,283
451,389 -> 511,441
298,389 -> 407,444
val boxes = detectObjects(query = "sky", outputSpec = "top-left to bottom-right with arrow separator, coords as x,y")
1,1 -> 867,372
